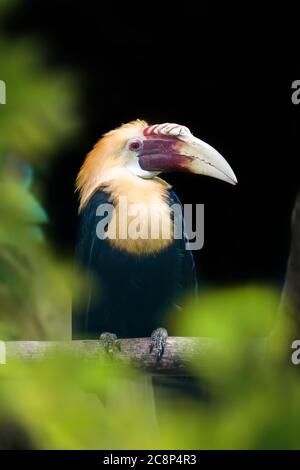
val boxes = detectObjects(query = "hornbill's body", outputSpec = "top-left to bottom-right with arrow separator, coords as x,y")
74,188 -> 196,338
73,120 -> 236,353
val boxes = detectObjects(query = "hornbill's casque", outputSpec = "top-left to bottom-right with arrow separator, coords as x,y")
73,120 -> 237,359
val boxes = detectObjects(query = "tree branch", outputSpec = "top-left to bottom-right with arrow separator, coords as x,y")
3,337 -> 223,375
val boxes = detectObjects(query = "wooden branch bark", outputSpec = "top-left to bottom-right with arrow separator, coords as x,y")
2,337 -> 222,375
2,337 -> 266,375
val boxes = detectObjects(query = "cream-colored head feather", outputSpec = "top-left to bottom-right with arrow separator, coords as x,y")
76,119 -> 149,211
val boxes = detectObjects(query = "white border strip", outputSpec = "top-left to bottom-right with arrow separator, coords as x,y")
0,341 -> 6,364
0,80 -> 6,105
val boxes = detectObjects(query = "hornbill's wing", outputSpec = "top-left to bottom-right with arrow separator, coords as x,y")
168,189 -> 198,296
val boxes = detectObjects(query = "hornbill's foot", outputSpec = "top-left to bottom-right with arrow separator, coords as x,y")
99,332 -> 121,354
150,327 -> 168,362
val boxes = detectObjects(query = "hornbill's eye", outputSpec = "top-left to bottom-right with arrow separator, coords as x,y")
127,138 -> 143,153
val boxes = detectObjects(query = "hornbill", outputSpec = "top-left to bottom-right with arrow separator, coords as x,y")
73,120 -> 237,359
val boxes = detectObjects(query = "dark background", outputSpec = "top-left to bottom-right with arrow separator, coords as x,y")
5,2 -> 300,286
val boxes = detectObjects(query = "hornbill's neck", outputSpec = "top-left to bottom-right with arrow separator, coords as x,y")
86,171 -> 175,256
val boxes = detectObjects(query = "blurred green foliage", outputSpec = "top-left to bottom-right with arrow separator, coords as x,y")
0,286 -> 300,450
0,40 -> 79,161
0,0 -> 82,340
0,0 -> 299,452
0,0 -> 18,22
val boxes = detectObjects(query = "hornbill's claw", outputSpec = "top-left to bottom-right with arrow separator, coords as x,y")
100,332 -> 121,354
150,327 -> 168,362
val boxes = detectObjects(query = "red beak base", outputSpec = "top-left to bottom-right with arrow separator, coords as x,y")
139,136 -> 192,173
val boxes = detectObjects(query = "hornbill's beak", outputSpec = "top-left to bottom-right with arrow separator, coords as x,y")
139,123 -> 237,185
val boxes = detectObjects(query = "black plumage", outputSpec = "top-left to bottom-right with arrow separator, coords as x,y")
73,188 -> 197,339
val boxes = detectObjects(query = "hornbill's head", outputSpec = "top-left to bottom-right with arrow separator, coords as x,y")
77,120 -> 237,209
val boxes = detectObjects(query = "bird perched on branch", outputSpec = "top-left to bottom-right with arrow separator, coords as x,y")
73,120 -> 237,359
